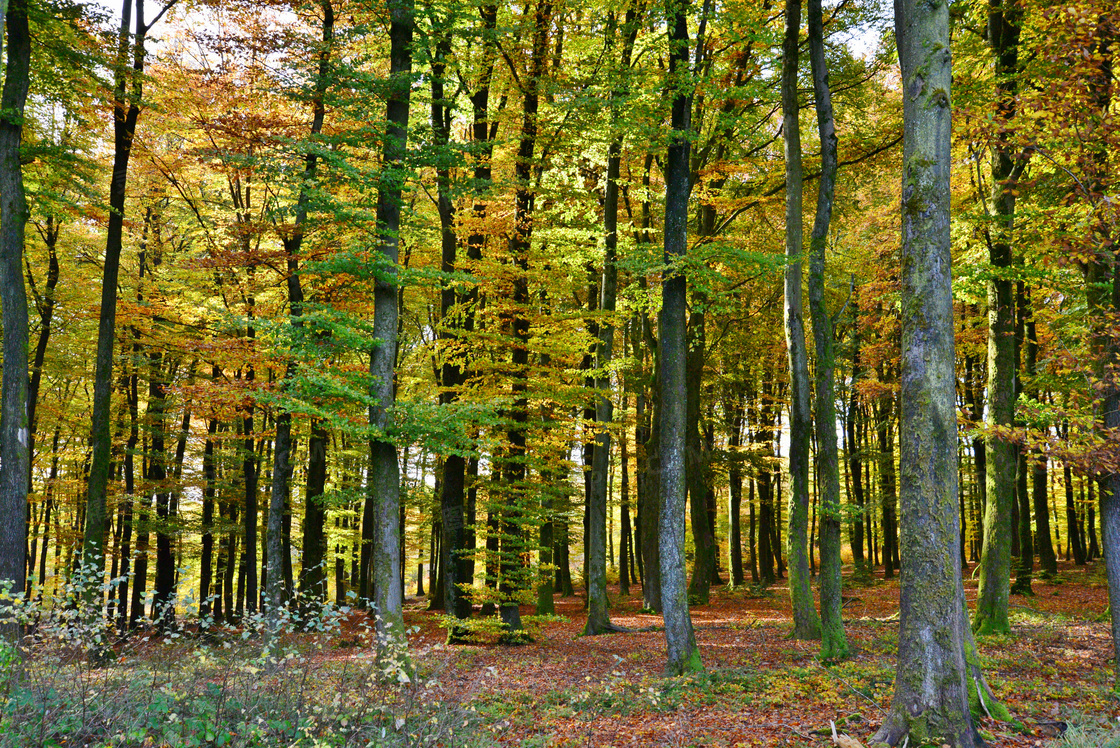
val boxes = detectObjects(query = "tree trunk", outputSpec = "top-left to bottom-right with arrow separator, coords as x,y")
300,419 -> 329,615
975,0 -> 1024,637
877,395 -> 898,579
659,0 -> 701,675
807,0 -> 848,661
620,416 -> 632,595
585,6 -> 638,637
685,309 -> 715,605
872,0 -> 986,742
83,0 -> 155,601
368,0 -> 413,646
636,310 -> 661,611
781,0 -> 821,642
728,392 -> 744,586
846,298 -> 866,569
200,415 -> 218,622
149,350 -> 175,629
0,0 -> 33,622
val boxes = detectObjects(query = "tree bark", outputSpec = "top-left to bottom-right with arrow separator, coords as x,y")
807,0 -> 848,661
781,0 -> 821,641
975,0 -> 1024,637
586,4 -> 639,638
872,0 -> 986,742
659,0 -> 701,675
727,391 -> 745,587
83,0 -> 154,603
368,0 -> 413,646
299,419 -> 329,615
0,0 -> 31,623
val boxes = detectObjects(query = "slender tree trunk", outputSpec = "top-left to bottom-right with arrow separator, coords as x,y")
26,216 -> 61,505
781,0 -> 819,639
975,0 -> 1024,637
806,0 -> 848,660
637,309 -> 661,611
148,351 -> 175,629
83,0 -> 158,600
877,396 -> 898,579
200,415 -> 218,622
728,392 -> 744,586
299,419 -> 329,615
585,6 -> 639,637
620,414 -> 632,595
685,308 -> 715,604
846,313 -> 866,568
757,395 -> 776,586
1022,306 -> 1056,579
267,3 -> 333,626
1064,437 -> 1085,564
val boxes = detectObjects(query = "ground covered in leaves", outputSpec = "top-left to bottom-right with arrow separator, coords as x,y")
386,561 -> 1117,747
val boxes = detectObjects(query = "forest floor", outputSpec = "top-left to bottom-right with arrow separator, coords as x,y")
383,560 -> 1118,748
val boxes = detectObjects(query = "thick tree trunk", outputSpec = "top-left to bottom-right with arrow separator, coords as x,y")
781,0 -> 820,641
367,0 -> 413,646
872,1 -> 986,743
659,0 -> 701,675
0,0 -> 32,625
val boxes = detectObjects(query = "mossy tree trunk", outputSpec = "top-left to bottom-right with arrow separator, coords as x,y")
872,0 -> 987,744
975,0 -> 1025,637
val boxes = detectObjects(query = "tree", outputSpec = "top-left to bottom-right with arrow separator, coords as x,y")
974,0 -> 1025,636
660,0 -> 701,676
806,0 -> 848,662
872,0 -> 986,743
0,0 -> 33,624
781,0 -> 820,641
585,4 -> 641,638
82,0 -> 174,601
369,0 -> 415,647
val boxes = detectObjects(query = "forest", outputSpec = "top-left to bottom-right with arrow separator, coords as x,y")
0,0 -> 1118,745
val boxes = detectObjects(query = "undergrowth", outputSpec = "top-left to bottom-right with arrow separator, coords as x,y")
0,577 -> 494,748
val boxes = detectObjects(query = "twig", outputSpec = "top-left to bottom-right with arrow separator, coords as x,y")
817,661 -> 882,715
767,722 -> 817,741
974,672 -> 993,719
